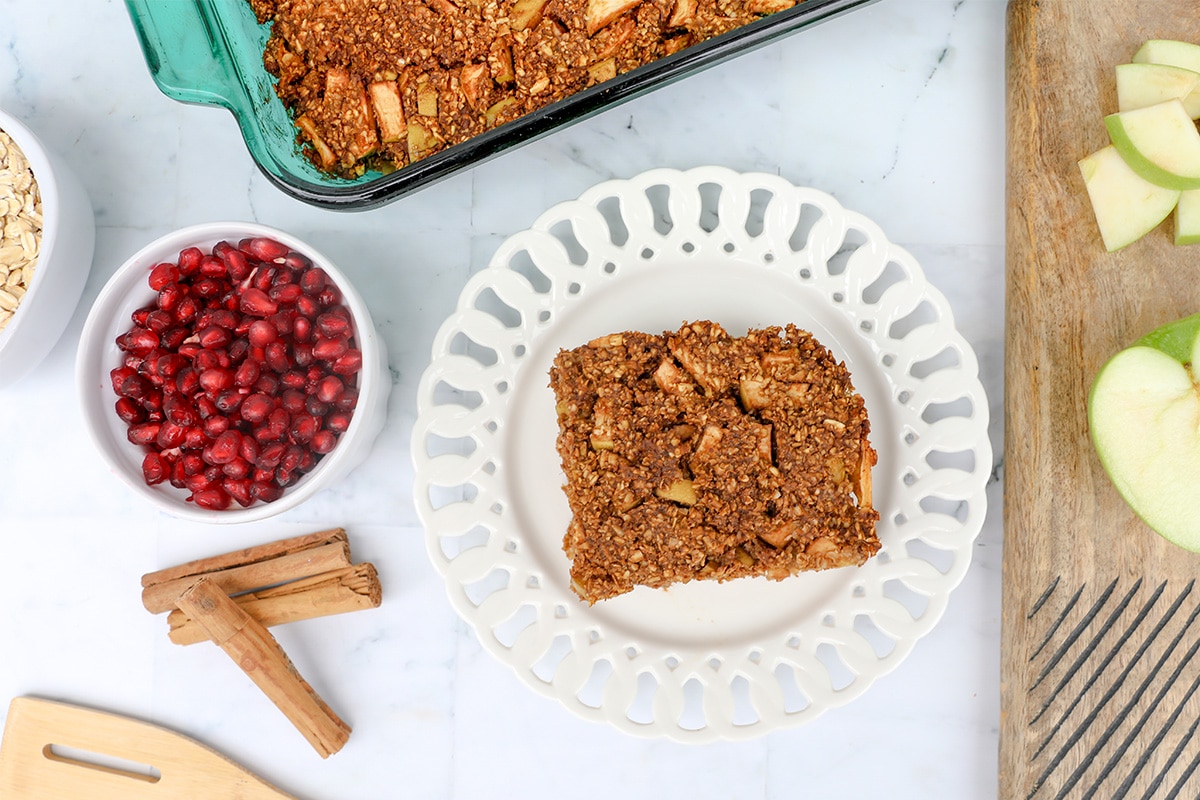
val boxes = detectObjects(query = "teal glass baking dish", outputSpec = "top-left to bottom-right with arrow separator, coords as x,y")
125,0 -> 876,211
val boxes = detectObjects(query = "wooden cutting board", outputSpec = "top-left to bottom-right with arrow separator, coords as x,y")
1003,2 -> 1200,798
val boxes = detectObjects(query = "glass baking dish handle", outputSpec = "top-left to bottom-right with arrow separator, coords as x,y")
124,0 -> 240,110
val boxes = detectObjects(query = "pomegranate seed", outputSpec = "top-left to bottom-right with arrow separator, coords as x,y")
199,368 -> 234,395
110,365 -> 136,393
335,386 -> 359,410
192,277 -> 226,298
312,335 -> 349,361
296,294 -> 320,319
178,247 -> 204,274
193,349 -> 222,372
306,396 -> 330,417
280,369 -> 307,390
280,444 -> 305,473
255,442 -> 286,469
148,263 -> 180,291
155,353 -> 187,379
318,287 -> 342,307
315,375 -> 343,404
183,426 -> 208,450
197,326 -> 232,350
131,306 -> 153,326
284,251 -> 312,271
115,373 -> 152,400
292,316 -> 312,342
156,422 -> 187,449
199,255 -> 227,278
182,453 -> 205,476
326,410 -> 353,434
142,452 -> 169,485
185,472 -> 215,494
250,481 -> 284,503
293,343 -> 315,368
164,394 -> 198,426
332,349 -> 363,374
252,266 -> 276,292
222,456 -> 252,480
281,389 -> 306,414
174,296 -> 200,324
203,415 -> 231,439
300,267 -> 328,295
270,266 -> 296,286
224,478 -> 254,507
253,373 -> 281,395
239,436 -> 260,464
228,338 -> 250,362
176,368 -> 200,396
127,422 -> 161,445
289,414 -> 318,444
114,397 -> 147,424
214,390 -> 244,414
269,283 -> 302,305
192,487 -> 231,510
310,430 -> 338,454
207,430 -> 242,465
248,319 -> 277,347
316,308 -> 351,337
196,395 -> 220,419
157,283 -> 183,312
221,248 -> 251,281
243,236 -> 290,262
234,359 -> 261,387
144,309 -> 173,333
240,393 -> 274,424
264,342 -> 289,373
117,327 -> 159,355
265,408 -> 290,440
240,287 -> 278,317
170,461 -> 187,488
198,308 -> 238,330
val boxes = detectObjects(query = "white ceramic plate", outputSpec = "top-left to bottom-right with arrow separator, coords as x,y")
412,166 -> 991,741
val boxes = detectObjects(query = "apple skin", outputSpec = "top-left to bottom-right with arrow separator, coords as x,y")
1089,313 -> 1200,551
1078,146 -> 1180,251
1105,99 -> 1200,191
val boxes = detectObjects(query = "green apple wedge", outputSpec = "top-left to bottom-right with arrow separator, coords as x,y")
1116,62 -> 1200,116
1133,39 -> 1200,118
1105,99 -> 1200,190
1089,313 -> 1200,550
1176,189 -> 1200,245
1078,145 -> 1180,251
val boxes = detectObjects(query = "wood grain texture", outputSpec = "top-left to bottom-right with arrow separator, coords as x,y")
0,697 -> 297,799
1004,1 -> 1200,798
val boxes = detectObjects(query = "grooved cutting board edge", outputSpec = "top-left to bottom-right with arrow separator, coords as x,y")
1003,1 -> 1200,798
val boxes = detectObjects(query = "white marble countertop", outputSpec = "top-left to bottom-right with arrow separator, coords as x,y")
0,0 -> 1005,797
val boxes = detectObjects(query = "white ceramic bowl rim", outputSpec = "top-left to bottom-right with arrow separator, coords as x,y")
77,220 -> 382,524
0,108 -> 62,351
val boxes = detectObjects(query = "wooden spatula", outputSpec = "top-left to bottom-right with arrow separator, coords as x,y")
0,697 -> 300,799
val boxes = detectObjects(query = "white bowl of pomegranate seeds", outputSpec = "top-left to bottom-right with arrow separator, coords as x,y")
0,107 -> 95,389
76,221 -> 390,523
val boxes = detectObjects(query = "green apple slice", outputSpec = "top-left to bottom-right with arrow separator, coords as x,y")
1089,314 -> 1200,550
1133,39 -> 1200,118
1105,99 -> 1200,190
1078,145 -> 1180,251
1116,62 -> 1200,116
1175,189 -> 1200,245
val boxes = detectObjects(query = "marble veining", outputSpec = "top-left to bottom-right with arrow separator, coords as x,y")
0,0 -> 1006,797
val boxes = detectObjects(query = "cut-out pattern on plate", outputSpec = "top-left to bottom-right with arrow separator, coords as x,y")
412,166 -> 991,741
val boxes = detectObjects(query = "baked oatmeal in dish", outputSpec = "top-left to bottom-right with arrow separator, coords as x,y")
550,320 -> 880,604
247,0 -> 809,177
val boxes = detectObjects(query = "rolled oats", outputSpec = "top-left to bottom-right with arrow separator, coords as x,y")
0,128 -> 41,334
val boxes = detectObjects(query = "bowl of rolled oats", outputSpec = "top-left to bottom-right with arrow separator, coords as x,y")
0,108 -> 95,389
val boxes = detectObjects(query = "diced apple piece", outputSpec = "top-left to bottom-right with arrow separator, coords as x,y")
654,359 -> 696,396
738,376 -> 769,411
368,81 -> 406,143
1116,62 -> 1200,117
484,96 -> 519,127
759,520 -> 798,549
586,0 -> 642,36
667,0 -> 695,26
460,63 -> 490,111
510,0 -> 549,30
405,120 -> 440,162
1104,100 -> 1200,190
489,42 -> 515,85
655,479 -> 697,506
416,79 -> 439,118
1078,145 -> 1180,252
1133,39 -> 1200,118
295,114 -> 336,169
587,57 -> 617,84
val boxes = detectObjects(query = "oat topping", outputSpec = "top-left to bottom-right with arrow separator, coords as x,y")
248,0 -> 807,176
550,321 -> 880,604
0,129 -> 42,334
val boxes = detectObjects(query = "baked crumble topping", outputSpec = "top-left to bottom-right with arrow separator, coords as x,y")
550,321 -> 880,603
247,0 -> 808,177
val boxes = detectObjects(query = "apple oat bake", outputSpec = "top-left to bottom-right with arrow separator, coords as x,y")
550,321 -> 880,603
247,0 -> 808,176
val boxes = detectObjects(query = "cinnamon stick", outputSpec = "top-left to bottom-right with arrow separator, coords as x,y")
167,563 -> 382,646
142,538 -> 352,614
175,577 -> 352,758
142,528 -> 347,587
